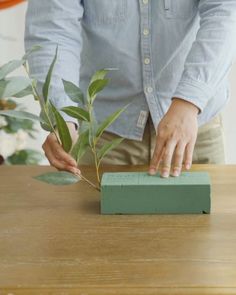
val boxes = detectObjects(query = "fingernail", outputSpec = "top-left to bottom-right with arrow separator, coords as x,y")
70,168 -> 76,174
161,171 -> 169,178
149,168 -> 156,175
186,164 -> 191,170
71,167 -> 81,174
173,170 -> 179,177
76,168 -> 81,175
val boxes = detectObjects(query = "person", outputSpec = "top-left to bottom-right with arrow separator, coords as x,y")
25,0 -> 236,178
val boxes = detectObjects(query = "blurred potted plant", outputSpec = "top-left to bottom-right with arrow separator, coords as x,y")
0,0 -> 43,166
0,47 -> 127,191
0,98 -> 42,165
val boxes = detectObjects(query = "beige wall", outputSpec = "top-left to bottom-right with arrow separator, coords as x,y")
1,3 -> 236,163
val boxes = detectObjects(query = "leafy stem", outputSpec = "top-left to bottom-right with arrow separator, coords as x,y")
0,47 -> 128,190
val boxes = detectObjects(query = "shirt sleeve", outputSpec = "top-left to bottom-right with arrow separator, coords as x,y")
173,0 -> 236,112
24,0 -> 84,124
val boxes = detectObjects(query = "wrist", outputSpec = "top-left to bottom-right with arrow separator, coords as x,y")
171,97 -> 199,115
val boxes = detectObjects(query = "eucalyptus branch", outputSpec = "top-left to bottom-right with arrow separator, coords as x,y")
23,63 -> 61,144
0,48 -> 126,189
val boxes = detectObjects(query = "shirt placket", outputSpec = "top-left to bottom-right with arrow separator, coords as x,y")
139,0 -> 161,130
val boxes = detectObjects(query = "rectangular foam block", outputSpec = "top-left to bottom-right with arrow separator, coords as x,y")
101,172 -> 211,215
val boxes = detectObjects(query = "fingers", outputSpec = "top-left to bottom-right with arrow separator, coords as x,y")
148,98 -> 198,178
149,139 -> 195,178
49,135 -> 77,167
46,148 -> 73,172
161,140 -> 176,178
184,142 -> 195,170
171,142 -> 185,177
43,133 -> 80,173
149,138 -> 165,175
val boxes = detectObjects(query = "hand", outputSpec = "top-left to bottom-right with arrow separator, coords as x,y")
149,98 -> 199,178
42,122 -> 80,174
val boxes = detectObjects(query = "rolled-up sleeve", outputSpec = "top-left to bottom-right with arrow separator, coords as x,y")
25,0 -> 84,123
173,0 -> 236,112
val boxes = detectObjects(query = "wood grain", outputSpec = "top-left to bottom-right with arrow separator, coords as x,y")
0,165 -> 236,294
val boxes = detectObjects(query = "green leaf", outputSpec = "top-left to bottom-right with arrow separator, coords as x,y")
70,129 -> 90,162
50,102 -> 72,153
3,116 -> 34,133
22,45 -> 42,61
88,79 -> 109,103
47,100 -> 57,122
6,149 -> 43,165
96,105 -> 128,140
42,46 -> 58,103
0,60 -> 24,80
79,120 -> 90,134
61,106 -> 90,122
62,80 -> 84,104
39,101 -> 57,132
39,108 -> 54,132
24,149 -> 43,165
89,68 -> 118,84
97,138 -> 124,164
90,69 -> 109,84
13,85 -> 33,98
0,77 -> 32,99
39,120 -> 52,132
0,110 -> 43,123
70,120 -> 90,161
34,171 -> 80,186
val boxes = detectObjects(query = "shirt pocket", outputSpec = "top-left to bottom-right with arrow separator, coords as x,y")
163,0 -> 198,19
83,0 -> 127,25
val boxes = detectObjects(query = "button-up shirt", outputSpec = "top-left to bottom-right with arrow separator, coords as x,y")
25,0 -> 236,140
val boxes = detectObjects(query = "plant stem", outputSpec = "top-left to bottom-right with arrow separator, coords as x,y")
94,151 -> 101,185
90,141 -> 101,187
86,104 -> 101,187
75,171 -> 100,192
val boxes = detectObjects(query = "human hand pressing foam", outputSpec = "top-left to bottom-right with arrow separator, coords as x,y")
42,122 -> 80,174
149,98 -> 199,178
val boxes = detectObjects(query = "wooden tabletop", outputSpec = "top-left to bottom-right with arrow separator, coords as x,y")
0,165 -> 236,294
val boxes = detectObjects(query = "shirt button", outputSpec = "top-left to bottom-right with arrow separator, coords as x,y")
143,28 -> 149,36
146,86 -> 153,93
144,58 -> 150,65
143,0 -> 148,4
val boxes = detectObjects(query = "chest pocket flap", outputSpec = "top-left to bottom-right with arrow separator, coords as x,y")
163,0 -> 198,19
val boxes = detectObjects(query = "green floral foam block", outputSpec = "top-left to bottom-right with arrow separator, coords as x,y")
101,172 -> 211,215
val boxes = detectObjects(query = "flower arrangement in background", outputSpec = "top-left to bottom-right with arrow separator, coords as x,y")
0,98 -> 42,165
0,0 -> 25,10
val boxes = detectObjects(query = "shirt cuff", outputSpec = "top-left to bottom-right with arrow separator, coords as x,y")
173,79 -> 214,113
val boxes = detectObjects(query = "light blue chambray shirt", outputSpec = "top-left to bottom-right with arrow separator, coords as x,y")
25,0 -> 236,141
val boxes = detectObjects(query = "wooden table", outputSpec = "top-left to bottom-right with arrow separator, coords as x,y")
0,165 -> 236,294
